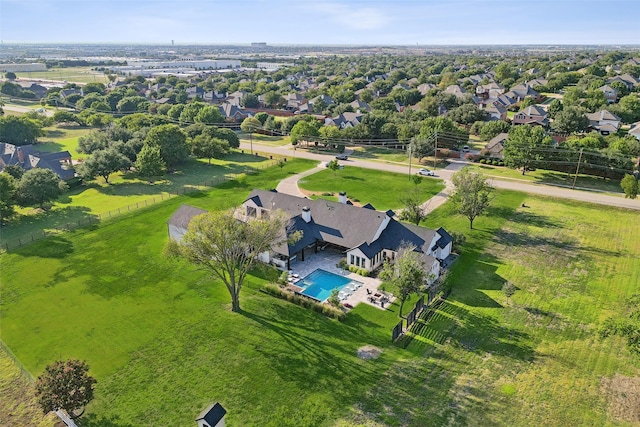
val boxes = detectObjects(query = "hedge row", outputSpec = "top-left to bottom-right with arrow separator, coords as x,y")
261,283 -> 347,321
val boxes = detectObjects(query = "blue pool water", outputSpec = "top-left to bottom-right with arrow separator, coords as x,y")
299,269 -> 353,301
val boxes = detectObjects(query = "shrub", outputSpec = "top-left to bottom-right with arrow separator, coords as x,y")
491,160 -> 499,166
479,158 -> 487,164
337,258 -> 348,269
321,192 -> 334,197
498,160 -> 505,166
261,283 -> 346,321
347,265 -> 370,277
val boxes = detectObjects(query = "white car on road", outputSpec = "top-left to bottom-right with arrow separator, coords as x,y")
417,168 -> 435,176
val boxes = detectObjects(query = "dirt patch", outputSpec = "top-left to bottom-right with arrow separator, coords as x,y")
357,345 -> 383,360
601,374 -> 640,423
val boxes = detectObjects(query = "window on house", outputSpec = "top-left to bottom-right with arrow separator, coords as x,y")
350,254 -> 354,265
246,206 -> 257,217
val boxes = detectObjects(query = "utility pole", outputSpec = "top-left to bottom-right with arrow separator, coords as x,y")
433,131 -> 438,171
572,148 -> 584,190
408,139 -> 412,180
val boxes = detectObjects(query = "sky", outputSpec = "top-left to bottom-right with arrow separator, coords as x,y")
1,0 -> 639,45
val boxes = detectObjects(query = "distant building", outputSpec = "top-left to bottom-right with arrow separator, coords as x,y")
0,63 -> 47,73
251,42 -> 267,47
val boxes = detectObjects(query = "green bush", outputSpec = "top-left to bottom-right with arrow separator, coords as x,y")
321,192 -> 334,197
261,283 -> 346,321
337,258 -> 348,269
498,161 -> 505,166
491,160 -> 499,166
347,265 -> 369,277
479,158 -> 487,164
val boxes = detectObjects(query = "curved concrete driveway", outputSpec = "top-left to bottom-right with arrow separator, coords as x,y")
243,142 -> 640,211
275,161 -> 324,197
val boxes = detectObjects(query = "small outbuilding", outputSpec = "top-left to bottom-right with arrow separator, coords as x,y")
167,204 -> 208,243
196,402 -> 227,427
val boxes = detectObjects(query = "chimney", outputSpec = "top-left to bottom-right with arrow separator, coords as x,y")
17,147 -> 24,164
301,206 -> 311,223
338,192 -> 347,204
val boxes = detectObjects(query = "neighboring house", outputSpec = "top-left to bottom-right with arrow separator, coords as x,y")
505,84 -> 543,103
607,73 -> 640,90
349,99 -> 372,113
492,94 -> 517,110
203,91 -> 227,104
218,103 -> 250,121
599,85 -> 619,104
195,402 -> 226,427
186,86 -> 205,99
476,82 -> 504,100
17,83 -> 48,99
484,103 -> 507,121
167,204 -> 208,243
445,85 -> 467,99
526,78 -> 548,88
628,122 -> 640,141
324,112 -> 364,129
512,105 -> 549,127
485,133 -> 508,158
0,143 -> 74,180
284,93 -> 307,111
586,110 -> 621,135
309,94 -> 335,109
59,88 -> 83,99
239,189 -> 452,278
417,83 -> 436,96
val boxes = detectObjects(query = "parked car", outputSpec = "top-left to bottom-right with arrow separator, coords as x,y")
335,154 -> 348,160
462,145 -> 470,152
417,168 -> 435,176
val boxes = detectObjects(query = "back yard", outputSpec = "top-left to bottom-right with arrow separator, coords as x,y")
1,161 -> 638,426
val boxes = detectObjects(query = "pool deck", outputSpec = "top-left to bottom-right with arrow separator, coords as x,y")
288,248 -> 394,310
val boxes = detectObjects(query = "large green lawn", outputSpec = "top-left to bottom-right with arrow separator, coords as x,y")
298,167 -> 445,210
2,154 -> 307,248
1,162 -> 639,425
469,163 -> 624,194
14,67 -> 109,84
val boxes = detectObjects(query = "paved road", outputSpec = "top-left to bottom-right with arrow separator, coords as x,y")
242,142 -> 640,211
2,104 -> 55,117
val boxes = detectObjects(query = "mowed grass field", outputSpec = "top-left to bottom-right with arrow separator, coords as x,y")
298,167 -> 445,210
14,67 -> 109,84
469,163 -> 624,194
1,152 -> 301,247
1,160 -> 639,425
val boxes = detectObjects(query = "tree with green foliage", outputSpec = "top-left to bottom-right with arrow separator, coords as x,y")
2,164 -> 24,180
551,106 -> 589,134
190,135 -> 230,164
0,172 -> 18,223
166,208 -> 297,312
17,168 -> 67,209
620,173 -> 639,199
52,110 -> 82,125
379,244 -> 426,318
241,93 -> 259,108
241,117 -> 262,153
503,126 -> 551,175
85,112 -> 113,128
135,144 -> 165,178
547,98 -> 563,119
144,124 -> 189,168
502,281 -> 516,305
76,148 -> 131,183
399,192 -> 427,226
480,120 -> 511,141
4,71 -> 16,80
290,120 -> 319,145
450,168 -> 494,229
448,104 -> 488,125
254,112 -> 269,125
179,102 -> 206,123
327,159 -> 340,175
328,288 -> 341,307
195,105 -> 224,124
0,115 -> 44,145
35,359 -> 96,419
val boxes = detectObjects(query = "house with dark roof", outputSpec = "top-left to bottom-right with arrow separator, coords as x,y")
607,73 -> 640,90
324,112 -> 364,129
195,402 -> 226,427
0,143 -> 74,180
167,204 -> 208,243
239,190 -> 451,277
505,84 -> 543,103
484,103 -> 507,121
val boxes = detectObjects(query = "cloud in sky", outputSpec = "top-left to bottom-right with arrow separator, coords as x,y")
308,1 -> 388,30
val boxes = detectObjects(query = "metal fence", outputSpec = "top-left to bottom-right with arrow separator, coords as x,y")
0,339 -> 35,382
392,294 -> 433,343
2,158 -> 282,252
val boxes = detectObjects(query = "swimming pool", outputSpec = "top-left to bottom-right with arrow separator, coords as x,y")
299,269 -> 355,301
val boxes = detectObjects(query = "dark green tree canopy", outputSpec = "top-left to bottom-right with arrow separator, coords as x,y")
36,359 -> 97,419
17,168 -> 67,209
144,124 -> 189,167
